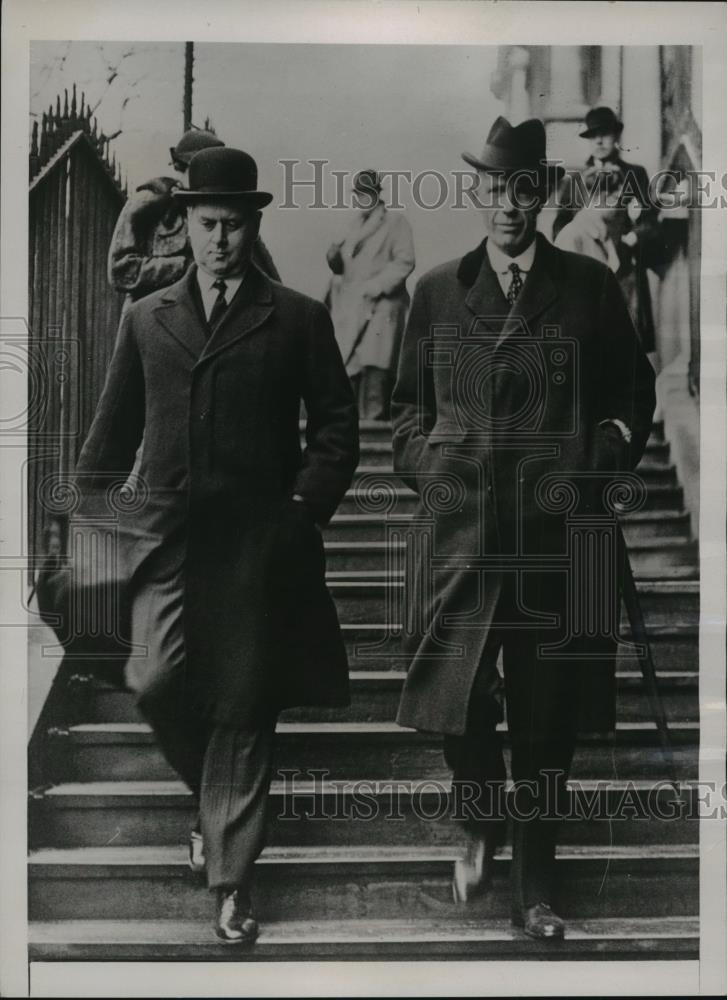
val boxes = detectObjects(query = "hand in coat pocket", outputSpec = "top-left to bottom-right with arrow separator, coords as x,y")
591,422 -> 628,472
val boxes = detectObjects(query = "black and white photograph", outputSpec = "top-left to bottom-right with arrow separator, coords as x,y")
1,1 -> 725,996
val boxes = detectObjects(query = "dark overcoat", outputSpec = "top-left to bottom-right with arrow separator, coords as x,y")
75,263 -> 359,727
391,233 -> 656,736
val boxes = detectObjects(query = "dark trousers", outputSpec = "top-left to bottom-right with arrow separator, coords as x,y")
126,534 -> 276,892
350,366 -> 391,421
444,581 -> 579,913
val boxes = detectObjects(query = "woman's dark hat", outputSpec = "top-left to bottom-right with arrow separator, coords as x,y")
462,116 -> 564,183
579,106 -> 624,139
170,129 -> 224,167
172,147 -> 273,207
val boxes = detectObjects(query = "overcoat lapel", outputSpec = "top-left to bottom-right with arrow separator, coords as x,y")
462,241 -> 509,335
198,263 -> 275,365
499,234 -> 558,346
153,267 -> 208,361
151,264 -> 276,366
460,234 -> 558,348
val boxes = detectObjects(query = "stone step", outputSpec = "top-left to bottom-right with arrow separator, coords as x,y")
328,578 -> 699,625
343,626 -> 698,671
347,477 -> 685,513
28,844 -> 698,922
325,510 -> 693,544
352,445 -> 678,478
29,914 -> 698,961
283,670 -> 698,724
49,721 -> 699,784
322,538 -> 699,574
74,668 -> 698,726
30,779 -> 702,850
303,419 -> 667,445
350,463 -> 679,490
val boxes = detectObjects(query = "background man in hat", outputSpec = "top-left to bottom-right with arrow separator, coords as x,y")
75,146 -> 359,943
108,128 -> 280,311
391,116 -> 655,939
325,168 -> 415,420
553,106 -> 666,354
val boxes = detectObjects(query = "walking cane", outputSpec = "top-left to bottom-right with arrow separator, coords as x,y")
619,535 -> 679,788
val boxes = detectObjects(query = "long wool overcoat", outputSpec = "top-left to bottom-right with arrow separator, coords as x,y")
391,233 -> 656,736
328,204 -> 415,374
75,263 -> 359,727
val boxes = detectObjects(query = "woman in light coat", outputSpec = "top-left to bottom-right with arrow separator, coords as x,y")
326,169 -> 415,420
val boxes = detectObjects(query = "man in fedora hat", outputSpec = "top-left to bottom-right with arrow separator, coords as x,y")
325,168 -> 415,420
108,128 -> 280,311
553,106 -> 666,354
391,116 -> 655,939
76,146 -> 359,943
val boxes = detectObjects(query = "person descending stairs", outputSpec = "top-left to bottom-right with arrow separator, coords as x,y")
28,418 -> 699,960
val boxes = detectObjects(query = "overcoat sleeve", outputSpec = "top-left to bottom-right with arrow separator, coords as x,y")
623,164 -> 667,276
74,311 -> 146,489
595,266 -> 656,469
294,299 -> 359,522
390,278 -> 436,494
552,172 -> 579,239
365,216 -> 416,298
107,185 -> 190,298
252,235 -> 282,283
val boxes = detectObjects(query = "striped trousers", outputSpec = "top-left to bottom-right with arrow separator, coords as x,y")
124,526 -> 277,892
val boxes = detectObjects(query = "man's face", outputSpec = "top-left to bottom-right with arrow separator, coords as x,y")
589,130 -> 618,161
187,202 -> 260,277
477,171 -> 541,256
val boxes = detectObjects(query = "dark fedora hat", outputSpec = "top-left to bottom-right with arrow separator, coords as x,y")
172,147 -> 273,207
462,116 -> 564,183
579,106 -> 624,138
170,128 -> 224,167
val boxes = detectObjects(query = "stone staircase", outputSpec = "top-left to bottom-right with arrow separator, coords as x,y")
29,420 -> 699,961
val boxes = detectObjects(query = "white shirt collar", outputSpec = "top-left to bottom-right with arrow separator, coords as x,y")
485,237 -> 537,277
196,268 -> 245,320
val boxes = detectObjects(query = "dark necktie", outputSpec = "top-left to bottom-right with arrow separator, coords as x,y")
506,262 -> 524,305
207,279 -> 228,330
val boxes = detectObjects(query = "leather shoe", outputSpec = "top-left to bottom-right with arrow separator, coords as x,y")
188,831 -> 206,874
452,833 -> 498,903
214,888 -> 259,944
512,902 -> 565,940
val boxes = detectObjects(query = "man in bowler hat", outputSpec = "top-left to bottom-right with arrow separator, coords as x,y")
75,147 -> 359,942
391,117 -> 655,938
108,128 -> 280,311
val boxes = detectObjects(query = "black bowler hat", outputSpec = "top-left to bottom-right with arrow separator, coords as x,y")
172,147 -> 273,207
579,106 -> 624,139
462,116 -> 564,183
